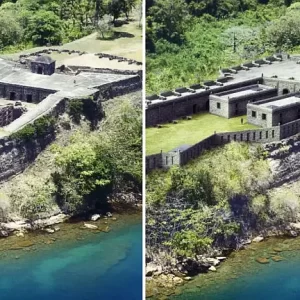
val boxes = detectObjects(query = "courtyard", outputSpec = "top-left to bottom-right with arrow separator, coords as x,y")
146,112 -> 259,154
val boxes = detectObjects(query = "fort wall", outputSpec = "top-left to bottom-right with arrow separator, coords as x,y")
146,78 -> 263,127
145,122 -> 296,172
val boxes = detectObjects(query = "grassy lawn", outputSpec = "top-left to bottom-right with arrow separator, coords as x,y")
146,113 -> 259,155
1,14 -> 142,62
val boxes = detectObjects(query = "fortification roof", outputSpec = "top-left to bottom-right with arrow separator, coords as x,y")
33,55 -> 55,64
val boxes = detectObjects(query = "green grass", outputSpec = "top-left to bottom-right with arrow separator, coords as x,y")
146,112 -> 259,155
1,15 -> 142,62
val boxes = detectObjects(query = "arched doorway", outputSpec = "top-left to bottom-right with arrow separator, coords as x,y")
9,92 -> 16,100
282,88 -> 290,95
205,101 -> 209,110
193,104 -> 197,114
26,94 -> 33,103
37,66 -> 43,74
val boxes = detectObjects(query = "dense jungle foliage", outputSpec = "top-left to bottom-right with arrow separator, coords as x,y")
146,0 -> 300,93
0,0 -> 140,51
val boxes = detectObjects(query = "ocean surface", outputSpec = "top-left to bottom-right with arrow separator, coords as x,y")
0,220 -> 142,300
170,237 -> 300,300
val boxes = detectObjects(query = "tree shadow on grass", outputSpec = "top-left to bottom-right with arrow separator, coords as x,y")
113,20 -> 129,27
97,31 -> 135,41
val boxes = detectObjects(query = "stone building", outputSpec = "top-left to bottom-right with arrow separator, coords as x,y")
0,103 -> 26,127
209,84 -> 278,118
30,56 -> 56,75
247,92 -> 300,127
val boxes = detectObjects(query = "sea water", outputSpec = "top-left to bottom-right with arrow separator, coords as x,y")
0,221 -> 142,300
171,237 -> 300,300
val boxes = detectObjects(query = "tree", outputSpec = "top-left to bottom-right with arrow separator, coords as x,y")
108,0 -> 123,24
123,0 -> 137,20
265,10 -> 300,50
148,0 -> 188,44
97,14 -> 113,39
25,10 -> 63,45
0,11 -> 22,49
221,25 -> 264,59
52,140 -> 114,213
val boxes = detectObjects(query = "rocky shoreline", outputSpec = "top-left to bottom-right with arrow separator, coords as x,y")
0,197 -> 142,239
146,221 -> 300,298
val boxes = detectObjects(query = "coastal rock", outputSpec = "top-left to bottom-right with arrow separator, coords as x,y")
33,213 -> 68,229
272,255 -> 284,262
107,212 -> 113,218
290,222 -> 300,231
15,231 -> 24,237
10,240 -> 34,250
243,239 -> 252,245
184,276 -> 192,281
0,230 -> 9,237
146,263 -> 159,276
53,226 -> 60,232
171,269 -> 185,278
173,276 -> 183,285
205,258 -> 220,266
216,256 -> 227,261
252,236 -> 264,243
256,257 -> 269,264
288,230 -> 297,237
45,228 -> 55,234
83,223 -> 98,230
91,214 -> 101,221
208,266 -> 217,272
1,221 -> 32,232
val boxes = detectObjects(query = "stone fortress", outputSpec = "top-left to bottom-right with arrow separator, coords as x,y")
0,48 -> 142,181
146,53 -> 300,172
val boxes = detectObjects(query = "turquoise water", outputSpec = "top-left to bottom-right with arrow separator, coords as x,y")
0,222 -> 142,300
173,250 -> 300,300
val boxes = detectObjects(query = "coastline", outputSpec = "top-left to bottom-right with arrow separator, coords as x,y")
146,224 -> 300,299
0,206 -> 142,257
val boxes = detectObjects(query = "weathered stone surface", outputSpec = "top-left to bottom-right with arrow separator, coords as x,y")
252,236 -> 264,243
83,223 -> 98,229
33,213 -> 68,228
0,229 -> 9,237
205,258 -> 220,266
290,222 -> 300,230
90,214 -> 101,221
146,263 -> 159,276
256,257 -> 269,264
272,255 -> 284,262
216,256 -> 227,261
208,266 -> 217,272
1,221 -> 32,232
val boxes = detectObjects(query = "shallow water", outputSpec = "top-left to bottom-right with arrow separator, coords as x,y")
169,237 -> 300,300
0,215 -> 142,300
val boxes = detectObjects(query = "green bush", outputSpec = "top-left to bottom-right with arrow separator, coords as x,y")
10,116 -> 55,141
68,99 -> 84,124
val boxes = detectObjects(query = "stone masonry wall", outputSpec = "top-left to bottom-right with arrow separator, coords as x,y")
97,76 -> 142,100
146,153 -> 163,173
146,77 -> 263,127
280,119 -> 300,139
0,83 -> 56,103
263,78 -> 300,94
146,126 -> 283,172
0,97 -> 67,182
0,106 -> 13,127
